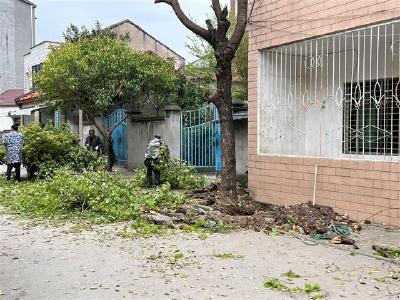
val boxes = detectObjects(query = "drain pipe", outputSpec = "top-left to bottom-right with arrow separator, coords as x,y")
312,164 -> 318,206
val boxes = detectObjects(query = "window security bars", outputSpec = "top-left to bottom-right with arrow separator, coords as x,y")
259,19 -> 400,161
343,78 -> 400,155
31,63 -> 42,90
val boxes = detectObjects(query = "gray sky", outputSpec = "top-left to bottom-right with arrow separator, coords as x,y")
34,0 -> 229,62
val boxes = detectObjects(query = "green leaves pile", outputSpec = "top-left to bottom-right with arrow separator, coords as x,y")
20,123 -> 106,177
0,123 -> 205,227
0,170 -> 183,223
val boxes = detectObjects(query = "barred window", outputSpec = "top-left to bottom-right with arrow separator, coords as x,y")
343,79 -> 400,155
258,19 -> 400,160
31,63 -> 42,90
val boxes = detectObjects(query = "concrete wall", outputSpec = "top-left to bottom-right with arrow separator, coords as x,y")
0,106 -> 16,131
127,110 -> 181,169
0,0 -> 34,93
234,119 -> 248,175
111,21 -> 185,69
127,109 -> 248,175
248,0 -> 400,226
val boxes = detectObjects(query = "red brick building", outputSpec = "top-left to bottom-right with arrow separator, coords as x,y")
248,0 -> 400,226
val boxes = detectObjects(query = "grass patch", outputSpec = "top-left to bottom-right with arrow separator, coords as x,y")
214,252 -> 244,260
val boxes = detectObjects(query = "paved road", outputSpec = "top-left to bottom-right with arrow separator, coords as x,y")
1,214 -> 399,300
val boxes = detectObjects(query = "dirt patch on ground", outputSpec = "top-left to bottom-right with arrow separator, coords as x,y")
184,184 -> 356,235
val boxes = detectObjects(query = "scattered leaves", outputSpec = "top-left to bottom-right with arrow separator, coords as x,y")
282,270 -> 301,279
214,252 -> 244,260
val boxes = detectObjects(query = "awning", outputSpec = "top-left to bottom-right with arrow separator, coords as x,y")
8,106 -> 42,116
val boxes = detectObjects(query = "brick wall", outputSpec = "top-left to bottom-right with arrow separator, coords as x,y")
248,0 -> 400,226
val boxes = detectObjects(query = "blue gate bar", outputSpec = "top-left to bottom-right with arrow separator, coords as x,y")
107,109 -> 127,163
180,103 -> 221,170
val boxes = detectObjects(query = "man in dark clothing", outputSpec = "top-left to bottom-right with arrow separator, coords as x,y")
85,129 -> 102,153
2,125 -> 24,182
144,135 -> 167,186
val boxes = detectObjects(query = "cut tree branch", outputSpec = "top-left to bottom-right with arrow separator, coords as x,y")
229,0 -> 248,52
155,0 -> 212,43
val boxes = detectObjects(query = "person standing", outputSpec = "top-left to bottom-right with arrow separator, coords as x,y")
144,135 -> 167,186
2,125 -> 24,182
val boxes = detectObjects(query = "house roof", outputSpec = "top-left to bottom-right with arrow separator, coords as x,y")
0,89 -> 24,107
107,19 -> 185,61
15,91 -> 40,106
18,0 -> 36,8
24,41 -> 61,56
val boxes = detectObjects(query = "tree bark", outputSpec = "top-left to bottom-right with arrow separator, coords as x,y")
214,56 -> 237,200
91,115 -> 116,172
104,135 -> 116,171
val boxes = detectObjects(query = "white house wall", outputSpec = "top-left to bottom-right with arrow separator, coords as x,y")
23,42 -> 58,93
0,106 -> 17,131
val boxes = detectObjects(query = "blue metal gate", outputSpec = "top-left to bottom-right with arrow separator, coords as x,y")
107,109 -> 127,163
180,104 -> 221,171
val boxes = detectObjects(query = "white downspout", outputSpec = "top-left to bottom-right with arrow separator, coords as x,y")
31,6 -> 36,47
312,164 -> 318,206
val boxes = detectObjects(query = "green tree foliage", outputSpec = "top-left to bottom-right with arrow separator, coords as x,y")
35,32 -> 178,169
63,21 -> 130,42
173,72 -> 208,109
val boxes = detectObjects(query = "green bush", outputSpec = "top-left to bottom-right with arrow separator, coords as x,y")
0,146 -> 6,164
20,123 -> 106,177
0,170 -> 184,223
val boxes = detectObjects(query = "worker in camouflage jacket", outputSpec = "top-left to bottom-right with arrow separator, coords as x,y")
144,135 -> 168,186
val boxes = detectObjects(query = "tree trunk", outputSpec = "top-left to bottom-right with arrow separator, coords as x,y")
91,116 -> 116,172
104,134 -> 116,171
215,58 -> 238,200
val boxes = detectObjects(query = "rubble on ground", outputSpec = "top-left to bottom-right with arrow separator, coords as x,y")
145,183 -> 361,242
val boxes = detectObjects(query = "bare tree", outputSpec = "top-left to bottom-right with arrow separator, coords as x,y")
155,0 -> 248,200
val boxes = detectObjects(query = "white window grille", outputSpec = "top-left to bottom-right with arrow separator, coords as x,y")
258,19 -> 400,161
